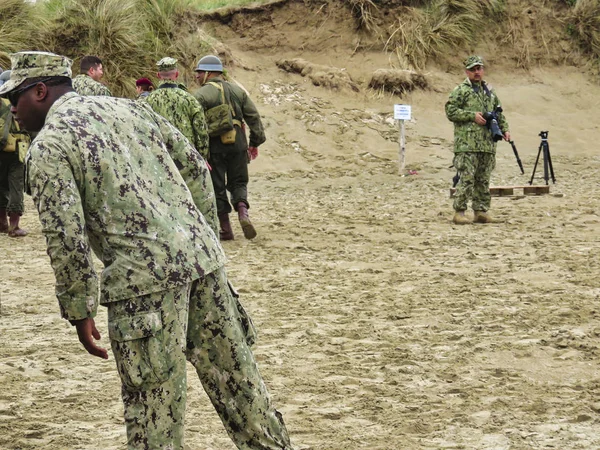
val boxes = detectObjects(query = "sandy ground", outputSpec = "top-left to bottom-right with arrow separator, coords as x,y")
2,3 -> 600,449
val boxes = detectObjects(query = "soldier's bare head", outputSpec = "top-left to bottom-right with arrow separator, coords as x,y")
80,56 -> 104,81
157,69 -> 179,81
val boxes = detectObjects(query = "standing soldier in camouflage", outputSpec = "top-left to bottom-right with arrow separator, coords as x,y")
72,55 -> 112,96
0,70 -> 30,237
1,51 -> 294,450
446,56 -> 510,225
194,55 -> 264,241
145,57 -> 209,159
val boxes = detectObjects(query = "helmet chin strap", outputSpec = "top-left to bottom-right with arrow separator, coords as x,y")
202,71 -> 209,85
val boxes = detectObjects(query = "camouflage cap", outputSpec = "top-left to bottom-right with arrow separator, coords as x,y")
464,55 -> 485,69
156,57 -> 178,72
0,70 -> 11,82
0,51 -> 72,96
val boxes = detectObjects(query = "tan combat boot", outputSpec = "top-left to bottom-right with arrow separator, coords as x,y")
474,210 -> 493,224
453,211 -> 471,225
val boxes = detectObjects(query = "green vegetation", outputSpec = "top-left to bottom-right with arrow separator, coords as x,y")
0,0 -> 220,97
385,0 -> 505,70
568,0 -> 600,57
196,0 -> 270,9
1,0 -> 600,96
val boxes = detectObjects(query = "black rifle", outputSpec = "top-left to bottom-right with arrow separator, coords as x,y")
509,140 -> 524,174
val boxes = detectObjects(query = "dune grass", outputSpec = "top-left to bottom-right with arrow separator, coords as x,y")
0,0 -> 598,95
0,0 -> 48,69
568,0 -> 600,59
385,0 -> 505,70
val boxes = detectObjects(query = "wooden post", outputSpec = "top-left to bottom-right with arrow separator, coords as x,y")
398,119 -> 406,173
394,104 -> 411,175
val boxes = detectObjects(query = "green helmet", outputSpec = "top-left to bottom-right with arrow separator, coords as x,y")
195,55 -> 223,73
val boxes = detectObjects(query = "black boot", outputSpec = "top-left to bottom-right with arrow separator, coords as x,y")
237,202 -> 257,239
218,213 -> 234,241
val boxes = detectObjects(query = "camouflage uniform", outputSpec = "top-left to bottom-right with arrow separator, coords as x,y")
72,73 -> 112,96
4,52 -> 293,450
194,77 -> 266,215
445,59 -> 509,213
145,80 -> 209,159
0,98 -> 29,217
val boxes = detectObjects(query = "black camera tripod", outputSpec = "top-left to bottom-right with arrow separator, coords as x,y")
529,131 -> 556,185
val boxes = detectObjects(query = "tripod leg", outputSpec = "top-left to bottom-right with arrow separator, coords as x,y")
529,143 -> 543,185
543,142 -> 550,185
546,142 -> 556,183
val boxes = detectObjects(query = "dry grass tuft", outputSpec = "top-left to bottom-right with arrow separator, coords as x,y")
347,0 -> 379,32
369,68 -> 428,96
568,0 -> 600,58
0,0 -> 47,68
277,58 -> 360,92
385,0 -> 504,69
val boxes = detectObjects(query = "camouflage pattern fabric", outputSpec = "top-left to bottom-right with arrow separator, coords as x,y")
72,74 -> 112,96
145,80 -> 209,159
108,283 -> 191,449
0,51 -> 72,95
445,78 -> 508,154
464,55 -> 485,69
452,152 -> 496,212
26,91 -> 224,321
0,98 -> 29,214
0,152 -> 25,214
187,267 -> 294,450
446,78 -> 509,212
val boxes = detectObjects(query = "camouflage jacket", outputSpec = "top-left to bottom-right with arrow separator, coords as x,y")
1,98 -> 30,151
26,92 -> 225,321
445,78 -> 509,154
144,80 -> 209,158
72,74 -> 112,96
194,77 -> 266,153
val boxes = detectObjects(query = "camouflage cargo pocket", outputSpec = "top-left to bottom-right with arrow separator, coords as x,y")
227,281 -> 257,347
109,311 -> 172,390
206,103 -> 234,137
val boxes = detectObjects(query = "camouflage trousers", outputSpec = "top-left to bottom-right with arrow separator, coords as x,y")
108,283 -> 191,450
187,267 -> 293,450
452,152 -> 496,212
109,268 -> 293,450
0,151 -> 25,214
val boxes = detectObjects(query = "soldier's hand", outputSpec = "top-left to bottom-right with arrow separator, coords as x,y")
73,318 -> 109,359
474,112 -> 486,126
503,131 -> 511,141
248,146 -> 259,161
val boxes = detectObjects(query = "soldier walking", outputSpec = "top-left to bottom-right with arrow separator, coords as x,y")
0,69 -> 30,237
145,57 -> 209,158
446,56 -> 510,225
1,51 -> 293,450
194,55 -> 264,241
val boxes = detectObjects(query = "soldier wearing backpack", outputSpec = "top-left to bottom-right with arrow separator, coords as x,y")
0,70 -> 30,237
194,55 -> 265,241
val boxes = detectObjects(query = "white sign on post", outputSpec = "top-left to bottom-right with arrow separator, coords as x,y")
394,104 -> 411,173
394,104 -> 412,121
